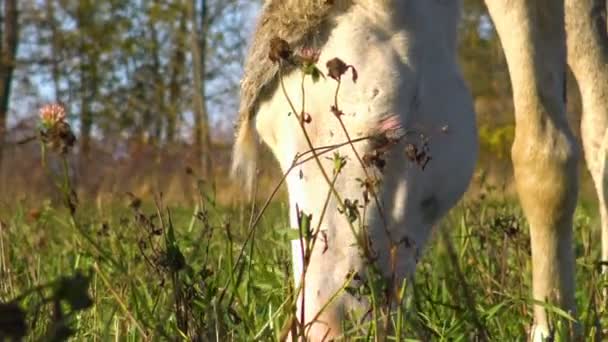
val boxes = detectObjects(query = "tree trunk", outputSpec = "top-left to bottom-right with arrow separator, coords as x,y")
79,63 -> 93,157
565,0 -> 608,285
45,0 -> 61,102
77,1 -> 92,158
188,0 -> 212,178
148,21 -> 165,144
0,0 -> 18,167
167,6 -> 187,144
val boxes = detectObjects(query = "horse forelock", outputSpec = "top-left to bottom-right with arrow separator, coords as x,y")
236,0 -> 354,134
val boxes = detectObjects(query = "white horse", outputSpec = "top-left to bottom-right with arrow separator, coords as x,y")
233,0 -> 594,340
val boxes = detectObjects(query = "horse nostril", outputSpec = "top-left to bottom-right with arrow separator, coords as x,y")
421,196 -> 439,223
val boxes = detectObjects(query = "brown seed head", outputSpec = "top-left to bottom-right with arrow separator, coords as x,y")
269,37 -> 292,63
326,57 -> 358,82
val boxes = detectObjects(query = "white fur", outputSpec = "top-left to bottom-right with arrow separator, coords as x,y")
245,1 -> 477,339
234,0 -> 581,340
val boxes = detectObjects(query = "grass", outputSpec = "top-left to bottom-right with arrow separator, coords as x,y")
0,177 -> 606,341
1,60 -> 606,341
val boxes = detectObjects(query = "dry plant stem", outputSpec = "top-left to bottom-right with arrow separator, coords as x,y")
218,134 -> 365,305
295,70 -> 354,338
277,168 -> 342,340
219,68 -> 395,336
304,271 -> 358,337
294,136 -> 372,167
331,78 -> 399,334
93,262 -> 148,338
298,172 -> 339,337
300,71 -> 307,117
332,80 -> 392,241
2,135 -> 37,148
277,64 -> 368,338
278,63 -> 363,250
279,66 -> 365,331
280,63 -> 400,337
297,76 -> 315,334
297,207 -> 307,335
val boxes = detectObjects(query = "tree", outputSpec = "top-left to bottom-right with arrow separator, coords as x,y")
36,0 -> 129,158
460,0 -> 507,99
166,6 -> 188,143
0,0 -> 18,167
5,0 -> 253,173
188,0 -> 213,177
75,0 -> 97,157
187,0 -> 253,177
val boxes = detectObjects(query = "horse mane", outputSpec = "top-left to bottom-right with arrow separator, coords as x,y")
236,0 -> 353,129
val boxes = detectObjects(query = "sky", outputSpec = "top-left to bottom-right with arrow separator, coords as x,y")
7,1 -> 261,142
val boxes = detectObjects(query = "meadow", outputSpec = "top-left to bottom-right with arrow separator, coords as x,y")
0,156 -> 606,341
0,45 -> 604,342
1,1 -> 607,340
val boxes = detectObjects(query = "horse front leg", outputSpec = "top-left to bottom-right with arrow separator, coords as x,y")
485,1 -> 580,340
